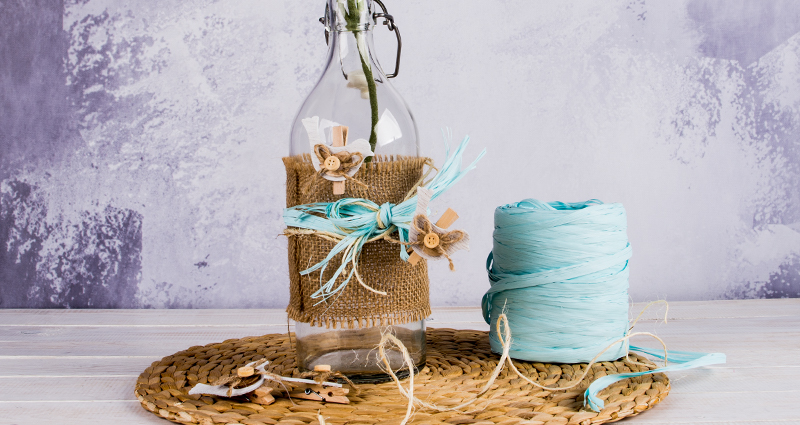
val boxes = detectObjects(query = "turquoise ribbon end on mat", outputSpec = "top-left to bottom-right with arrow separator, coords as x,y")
584,348 -> 727,412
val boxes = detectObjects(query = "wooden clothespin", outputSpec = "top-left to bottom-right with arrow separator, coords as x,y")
408,208 -> 459,265
248,385 -> 275,405
286,365 -> 349,404
232,365 -> 276,405
288,383 -> 350,404
330,126 -> 349,195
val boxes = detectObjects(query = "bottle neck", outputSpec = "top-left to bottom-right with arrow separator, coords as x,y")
325,22 -> 387,82
328,0 -> 374,32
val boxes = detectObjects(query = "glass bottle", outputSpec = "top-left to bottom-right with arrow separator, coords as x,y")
288,0 -> 425,383
289,0 -> 419,158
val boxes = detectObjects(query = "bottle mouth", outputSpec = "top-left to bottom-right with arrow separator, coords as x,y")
328,0 -> 374,33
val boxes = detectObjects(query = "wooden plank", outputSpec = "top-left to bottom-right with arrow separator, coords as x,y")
432,299 -> 800,325
0,307 -> 482,327
0,401 -> 166,425
0,324 -> 490,357
3,316 -> 795,364
0,377 -> 138,401
628,299 -> 800,321
627,390 -> 800,423
3,347 -> 796,378
427,307 -> 486,324
0,325 -> 289,354
0,300 -> 796,327
0,356 -> 160,377
0,309 -> 291,326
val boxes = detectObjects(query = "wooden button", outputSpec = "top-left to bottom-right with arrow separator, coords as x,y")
324,156 -> 340,171
314,364 -> 332,372
237,366 -> 255,377
423,233 -> 440,249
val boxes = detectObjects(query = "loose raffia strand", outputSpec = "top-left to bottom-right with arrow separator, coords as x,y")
377,310 -> 668,423
379,301 -> 723,422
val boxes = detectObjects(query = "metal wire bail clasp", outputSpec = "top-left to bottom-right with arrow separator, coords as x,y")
319,0 -> 403,78
372,0 -> 402,78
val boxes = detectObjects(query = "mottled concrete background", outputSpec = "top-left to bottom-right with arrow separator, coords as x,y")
2,0 -> 799,308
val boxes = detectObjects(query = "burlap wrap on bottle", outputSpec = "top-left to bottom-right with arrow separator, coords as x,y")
284,154 -> 431,329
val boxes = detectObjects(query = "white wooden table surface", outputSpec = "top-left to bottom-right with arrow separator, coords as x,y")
1,299 -> 798,425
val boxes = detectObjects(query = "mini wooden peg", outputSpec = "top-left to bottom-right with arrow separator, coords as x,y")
314,364 -> 332,372
248,385 -> 275,405
409,208 -> 459,265
237,366 -> 255,377
331,126 -> 348,195
287,383 -> 350,404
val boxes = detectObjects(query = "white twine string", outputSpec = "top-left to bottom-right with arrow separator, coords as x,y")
375,302 -> 671,425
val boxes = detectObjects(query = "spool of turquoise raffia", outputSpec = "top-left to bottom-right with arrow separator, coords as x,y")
481,198 -> 726,412
482,199 -> 632,363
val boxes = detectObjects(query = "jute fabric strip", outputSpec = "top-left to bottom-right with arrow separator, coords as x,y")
284,154 -> 432,329
134,329 -> 669,425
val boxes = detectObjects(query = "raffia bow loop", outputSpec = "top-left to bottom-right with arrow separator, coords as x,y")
410,214 -> 466,271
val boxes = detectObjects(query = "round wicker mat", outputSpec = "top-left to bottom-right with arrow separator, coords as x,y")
135,328 -> 669,425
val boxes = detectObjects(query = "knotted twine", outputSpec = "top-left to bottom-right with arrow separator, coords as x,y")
305,144 -> 369,193
209,359 -> 269,396
384,214 -> 466,271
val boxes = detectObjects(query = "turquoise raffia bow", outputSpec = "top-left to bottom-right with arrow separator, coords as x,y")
284,133 -> 485,304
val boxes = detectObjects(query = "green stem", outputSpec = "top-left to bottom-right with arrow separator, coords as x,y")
360,47 -> 379,157
344,0 -> 379,162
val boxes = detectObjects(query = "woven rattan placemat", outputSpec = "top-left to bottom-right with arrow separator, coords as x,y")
135,328 -> 669,425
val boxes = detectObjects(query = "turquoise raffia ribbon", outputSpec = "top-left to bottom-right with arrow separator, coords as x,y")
585,346 -> 726,411
284,133 -> 485,304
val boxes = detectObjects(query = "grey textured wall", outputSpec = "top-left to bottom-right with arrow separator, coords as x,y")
2,0 -> 799,308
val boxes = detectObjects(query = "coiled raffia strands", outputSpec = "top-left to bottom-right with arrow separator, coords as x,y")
482,199 -> 632,363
